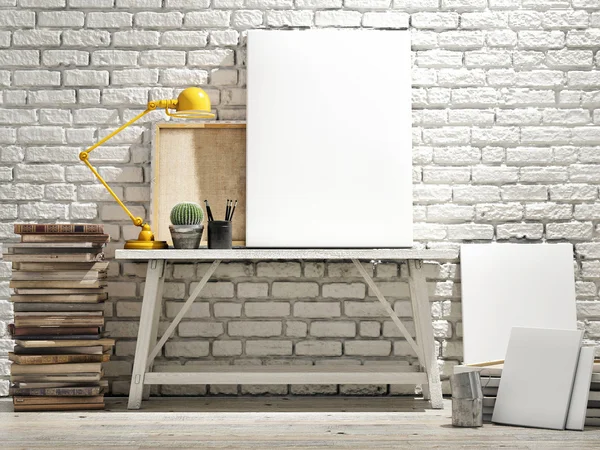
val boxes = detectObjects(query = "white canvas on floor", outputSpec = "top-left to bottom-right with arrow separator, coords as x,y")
492,327 -> 583,430
246,29 -> 412,248
461,243 -> 576,364
566,346 -> 596,431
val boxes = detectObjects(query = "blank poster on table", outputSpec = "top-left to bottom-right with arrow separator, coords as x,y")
246,29 -> 412,248
566,346 -> 596,431
461,243 -> 576,364
492,327 -> 583,430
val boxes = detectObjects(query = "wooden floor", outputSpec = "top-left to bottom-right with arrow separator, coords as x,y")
1,397 -> 600,449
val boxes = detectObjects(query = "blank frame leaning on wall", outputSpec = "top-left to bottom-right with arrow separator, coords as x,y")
246,30 -> 413,248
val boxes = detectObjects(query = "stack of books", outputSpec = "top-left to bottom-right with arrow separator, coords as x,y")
5,223 -> 115,411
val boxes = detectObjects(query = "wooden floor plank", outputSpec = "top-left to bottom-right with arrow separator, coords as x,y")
1,397 -> 599,449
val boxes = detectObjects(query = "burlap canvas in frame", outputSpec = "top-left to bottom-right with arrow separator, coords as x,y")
152,123 -> 246,246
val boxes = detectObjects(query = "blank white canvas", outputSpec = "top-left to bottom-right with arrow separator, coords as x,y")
246,30 -> 412,248
461,243 -> 576,364
492,327 -> 583,430
566,346 -> 595,431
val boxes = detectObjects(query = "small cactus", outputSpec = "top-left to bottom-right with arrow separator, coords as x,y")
170,202 -> 204,225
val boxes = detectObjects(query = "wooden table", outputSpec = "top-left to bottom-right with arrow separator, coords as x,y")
115,248 -> 457,410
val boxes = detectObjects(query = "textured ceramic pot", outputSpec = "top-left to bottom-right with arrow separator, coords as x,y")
169,224 -> 204,249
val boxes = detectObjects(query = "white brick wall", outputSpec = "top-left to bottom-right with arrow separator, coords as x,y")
0,1 -> 599,398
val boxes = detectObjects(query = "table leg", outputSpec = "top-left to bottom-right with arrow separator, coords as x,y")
407,260 -> 443,409
142,261 -> 166,401
128,259 -> 165,410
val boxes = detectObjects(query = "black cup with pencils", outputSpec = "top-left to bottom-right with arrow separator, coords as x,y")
205,199 -> 237,249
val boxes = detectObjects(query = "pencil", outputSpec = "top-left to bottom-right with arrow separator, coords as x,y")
229,200 -> 238,222
225,199 -> 230,221
205,200 -> 214,222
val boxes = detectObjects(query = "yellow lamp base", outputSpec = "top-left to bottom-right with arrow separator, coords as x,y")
124,239 -> 169,250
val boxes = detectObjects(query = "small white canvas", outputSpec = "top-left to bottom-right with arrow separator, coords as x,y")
461,243 -> 577,364
246,29 -> 413,248
492,327 -> 583,430
566,346 -> 596,431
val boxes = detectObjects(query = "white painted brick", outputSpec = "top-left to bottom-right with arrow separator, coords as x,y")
0,10 -> 34,28
315,11 -> 362,27
160,31 -> 208,48
74,108 -> 119,125
246,0 -> 293,7
232,10 -> 263,28
461,11 -> 508,29
296,0 -> 341,7
475,203 -> 523,221
501,185 -> 548,201
433,146 -> 481,164
286,321 -> 308,337
64,70 -> 109,87
448,109 -> 494,125
310,321 -> 355,337
42,50 -> 89,67
214,302 -> 242,317
423,166 -> 471,184
160,68 -> 208,86
117,0 -> 162,6
229,321 -> 282,337
294,301 -> 340,318
185,11 -> 230,28
363,12 -> 408,28
296,341 -> 341,356
114,31 -> 160,48
345,340 -> 391,356
413,185 -> 453,203
245,302 -> 289,317
209,30 -> 239,46
87,12 -> 133,29
246,340 -> 292,356
112,69 -> 159,85
497,223 -> 544,240
417,50 -> 463,68
179,322 -> 224,337
102,88 -> 148,106
20,202 -> 67,220
63,30 -> 111,47
266,10 -> 313,27
543,10 -> 589,29
13,30 -> 61,48
213,340 -> 242,356
428,204 -> 474,222
547,50 -> 593,68
547,222 -> 593,240
0,50 -> 39,67
237,282 -> 268,298
257,262 -> 301,277
304,262 -> 324,278
135,12 -> 183,28
38,11 -> 84,28
322,283 -> 365,299
0,183 -> 43,200
272,282 -> 318,298
165,341 -> 209,358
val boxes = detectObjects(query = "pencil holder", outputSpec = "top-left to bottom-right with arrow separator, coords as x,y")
207,221 -> 232,249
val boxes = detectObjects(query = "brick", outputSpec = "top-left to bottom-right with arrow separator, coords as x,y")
135,12 -> 183,28
113,69 -> 159,85
245,301 -> 289,317
266,11 -> 313,27
246,340 -> 292,356
87,12 -> 133,28
0,10 -> 35,28
237,283 -> 268,298
322,283 -> 365,299
38,11 -> 85,27
294,302 -> 340,318
160,31 -> 208,48
214,302 -> 242,317
114,31 -> 160,47
0,50 -> 39,66
272,282 -> 318,298
160,68 -> 208,86
296,341 -> 341,356
166,302 -> 210,319
228,321 -> 282,337
165,341 -> 209,357
310,321 -> 355,337
232,10 -> 263,28
315,11 -> 362,27
179,322 -> 224,337
212,340 -> 242,356
345,340 -> 391,356
257,262 -> 301,277
140,50 -> 186,67
185,11 -> 230,28
286,321 -> 308,337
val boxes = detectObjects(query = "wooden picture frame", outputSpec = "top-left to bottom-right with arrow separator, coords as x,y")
152,122 -> 246,246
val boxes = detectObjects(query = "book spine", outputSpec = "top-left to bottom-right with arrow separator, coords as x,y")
11,353 -> 104,364
14,224 -> 104,234
9,387 -> 101,396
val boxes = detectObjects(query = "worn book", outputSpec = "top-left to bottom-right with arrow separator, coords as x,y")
11,373 -> 103,383
13,395 -> 104,405
15,379 -> 108,389
12,261 -> 110,272
14,345 -> 104,355
13,403 -> 105,412
15,339 -> 114,351
5,253 -> 105,263
14,316 -> 104,328
6,242 -> 105,250
10,280 -> 107,289
11,271 -> 107,281
21,234 -> 110,243
13,302 -> 106,312
10,325 -> 101,337
16,311 -> 103,317
10,362 -> 102,375
9,352 -> 109,364
10,386 -> 103,396
10,293 -> 108,303
14,224 -> 104,234
13,288 -> 107,295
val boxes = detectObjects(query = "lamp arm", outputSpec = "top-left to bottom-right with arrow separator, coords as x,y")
79,106 -> 157,228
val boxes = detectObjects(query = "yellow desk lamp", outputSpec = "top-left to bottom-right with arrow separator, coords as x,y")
79,87 -> 215,250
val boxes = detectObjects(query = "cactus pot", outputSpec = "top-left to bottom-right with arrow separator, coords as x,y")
169,224 -> 204,249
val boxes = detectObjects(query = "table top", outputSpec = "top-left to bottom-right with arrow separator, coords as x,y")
115,248 -> 458,261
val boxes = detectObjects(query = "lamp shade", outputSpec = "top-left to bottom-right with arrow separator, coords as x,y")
171,87 -> 215,119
